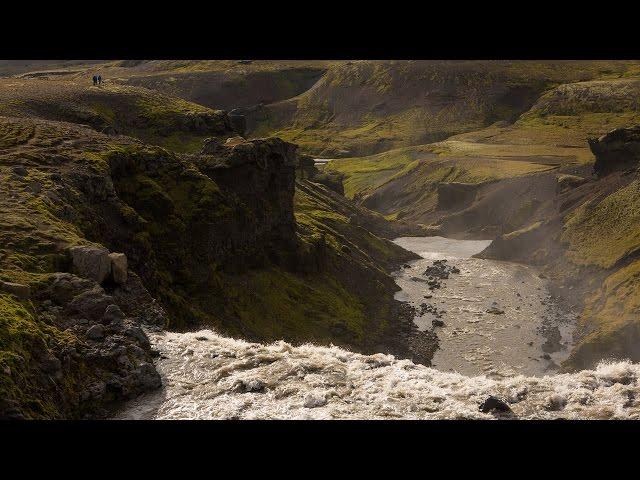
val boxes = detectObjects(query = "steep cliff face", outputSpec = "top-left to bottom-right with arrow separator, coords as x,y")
197,137 -> 299,266
0,112 -> 420,418
0,115 -> 301,417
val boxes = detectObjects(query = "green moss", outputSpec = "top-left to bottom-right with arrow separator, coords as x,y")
326,143 -> 553,223
562,180 -> 640,268
156,132 -> 208,153
0,293 -> 77,418
221,267 -> 367,344
90,102 -> 116,123
566,259 -> 640,369
325,146 -> 432,199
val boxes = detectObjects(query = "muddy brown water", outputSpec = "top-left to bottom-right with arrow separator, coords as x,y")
393,236 -> 577,378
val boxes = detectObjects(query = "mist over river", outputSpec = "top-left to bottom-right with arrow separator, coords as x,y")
115,238 -> 639,420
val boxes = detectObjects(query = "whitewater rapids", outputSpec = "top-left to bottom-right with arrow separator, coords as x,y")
116,329 -> 639,420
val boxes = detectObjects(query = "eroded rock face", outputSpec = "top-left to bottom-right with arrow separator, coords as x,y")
197,137 -> 299,264
589,126 -> 640,177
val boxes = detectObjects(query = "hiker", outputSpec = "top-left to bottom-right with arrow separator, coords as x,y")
98,75 -> 102,85
92,75 -> 97,86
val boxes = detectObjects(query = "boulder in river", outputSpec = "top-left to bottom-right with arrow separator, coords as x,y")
479,395 -> 512,414
303,392 -> 327,408
234,378 -> 266,393
486,306 -> 505,315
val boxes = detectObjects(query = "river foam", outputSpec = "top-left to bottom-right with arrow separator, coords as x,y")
116,329 -> 639,420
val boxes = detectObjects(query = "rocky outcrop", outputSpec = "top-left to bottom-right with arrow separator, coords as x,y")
296,154 -> 318,180
589,126 -> 640,177
197,137 -> 299,260
227,109 -> 247,135
68,246 -> 112,284
68,246 -> 129,286
312,171 -> 345,195
109,253 -> 128,285
556,174 -> 588,194
1,271 -> 164,419
475,221 -> 551,265
0,280 -> 30,299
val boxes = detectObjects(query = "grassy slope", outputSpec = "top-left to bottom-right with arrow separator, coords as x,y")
326,72 -> 640,222
0,78 -> 233,153
560,178 -> 640,367
251,60 -> 640,157
23,60 -> 334,112
326,143 -> 555,224
117,61 -> 331,111
217,180 -> 416,348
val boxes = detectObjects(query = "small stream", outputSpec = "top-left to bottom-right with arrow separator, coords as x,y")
393,236 -> 576,378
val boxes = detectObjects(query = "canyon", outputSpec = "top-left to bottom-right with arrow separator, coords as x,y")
1,60 -> 639,419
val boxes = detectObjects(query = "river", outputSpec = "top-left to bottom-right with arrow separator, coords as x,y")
114,237 -> 639,420
392,236 -> 576,378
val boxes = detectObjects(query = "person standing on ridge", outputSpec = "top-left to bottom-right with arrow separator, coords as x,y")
92,75 -> 97,86
98,75 -> 102,85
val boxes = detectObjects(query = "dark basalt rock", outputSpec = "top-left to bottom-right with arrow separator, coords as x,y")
0,270 -> 169,420
589,126 -> 640,177
311,171 -> 345,195
197,137 -> 299,269
479,395 -> 512,414
422,259 -> 459,280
